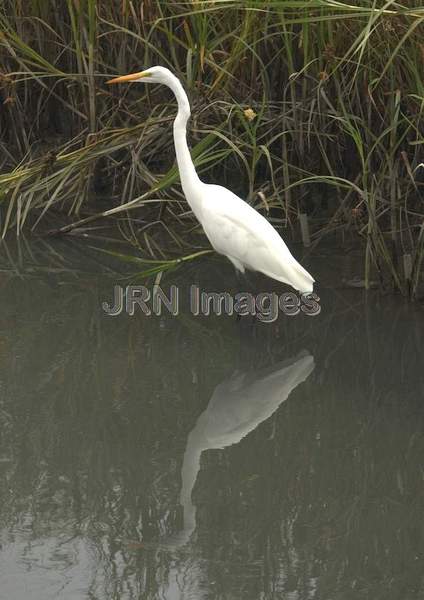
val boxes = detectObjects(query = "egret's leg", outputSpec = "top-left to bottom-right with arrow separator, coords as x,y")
242,269 -> 255,289
228,256 -> 245,273
228,257 -> 256,322
232,262 -> 255,291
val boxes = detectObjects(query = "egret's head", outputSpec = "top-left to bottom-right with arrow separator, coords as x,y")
107,66 -> 173,86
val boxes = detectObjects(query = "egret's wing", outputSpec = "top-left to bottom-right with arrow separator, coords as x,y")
201,185 -> 314,290
201,185 -> 277,256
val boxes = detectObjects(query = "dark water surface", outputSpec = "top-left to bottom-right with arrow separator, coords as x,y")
0,239 -> 423,600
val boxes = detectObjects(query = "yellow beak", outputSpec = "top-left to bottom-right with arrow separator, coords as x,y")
106,70 -> 151,85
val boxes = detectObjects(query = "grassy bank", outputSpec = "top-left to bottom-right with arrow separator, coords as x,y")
0,1 -> 423,295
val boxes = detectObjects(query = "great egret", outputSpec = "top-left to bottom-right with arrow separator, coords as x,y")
107,66 -> 315,293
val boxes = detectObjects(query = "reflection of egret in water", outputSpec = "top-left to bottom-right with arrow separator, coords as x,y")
172,351 -> 315,546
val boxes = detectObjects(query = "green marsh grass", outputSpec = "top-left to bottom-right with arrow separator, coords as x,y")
0,1 -> 423,295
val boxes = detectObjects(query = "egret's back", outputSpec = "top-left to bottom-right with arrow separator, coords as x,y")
199,184 -> 315,293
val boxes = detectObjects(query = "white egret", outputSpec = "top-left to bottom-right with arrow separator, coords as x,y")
107,66 -> 315,293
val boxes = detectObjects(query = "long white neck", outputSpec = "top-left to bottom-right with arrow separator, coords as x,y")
166,75 -> 203,217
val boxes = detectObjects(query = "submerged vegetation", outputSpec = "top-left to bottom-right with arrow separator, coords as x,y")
0,1 -> 423,295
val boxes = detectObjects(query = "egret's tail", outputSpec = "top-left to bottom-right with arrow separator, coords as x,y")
271,259 -> 314,294
291,262 -> 315,294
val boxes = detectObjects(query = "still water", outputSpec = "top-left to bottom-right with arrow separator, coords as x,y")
0,239 -> 423,600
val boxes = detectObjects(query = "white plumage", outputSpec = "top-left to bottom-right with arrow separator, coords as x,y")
201,184 -> 315,292
108,66 -> 315,293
